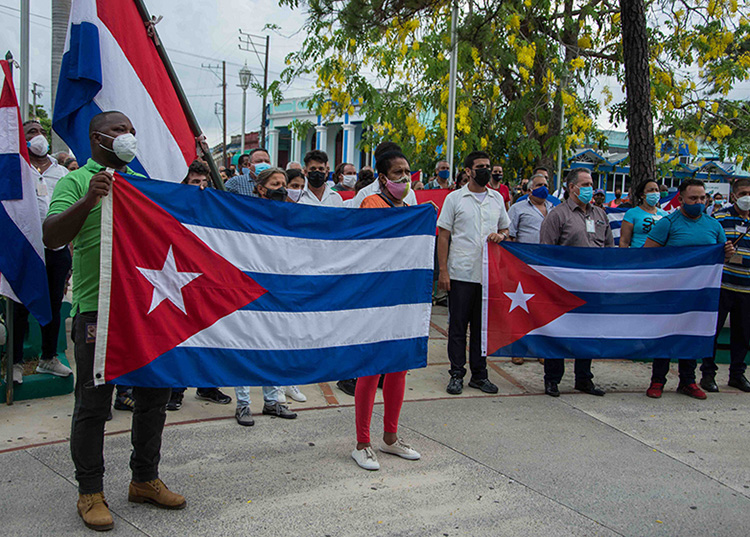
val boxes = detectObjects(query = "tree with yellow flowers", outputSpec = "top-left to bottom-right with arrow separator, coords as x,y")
279,0 -> 750,181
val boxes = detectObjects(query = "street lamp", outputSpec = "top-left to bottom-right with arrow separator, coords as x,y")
238,62 -> 252,156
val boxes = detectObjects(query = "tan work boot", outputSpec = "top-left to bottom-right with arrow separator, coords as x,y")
77,492 -> 114,531
511,357 -> 525,365
128,478 -> 186,509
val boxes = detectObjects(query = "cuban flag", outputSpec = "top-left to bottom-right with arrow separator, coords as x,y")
482,242 -> 724,360
94,174 -> 435,387
0,61 -> 52,325
53,0 -> 195,180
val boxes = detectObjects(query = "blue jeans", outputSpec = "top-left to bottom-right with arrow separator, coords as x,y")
235,386 -> 283,407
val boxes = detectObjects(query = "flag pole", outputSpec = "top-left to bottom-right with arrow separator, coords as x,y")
5,298 -> 15,405
132,0 -> 226,190
20,0 -> 30,123
446,2 -> 458,183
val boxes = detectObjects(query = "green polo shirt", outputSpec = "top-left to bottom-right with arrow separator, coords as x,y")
47,158 -> 141,314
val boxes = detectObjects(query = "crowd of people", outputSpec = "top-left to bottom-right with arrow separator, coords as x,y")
10,109 -> 750,531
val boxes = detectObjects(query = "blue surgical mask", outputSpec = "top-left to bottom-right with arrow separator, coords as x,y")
241,167 -> 251,176
531,186 -> 549,199
254,162 -> 271,175
577,186 -> 593,204
437,169 -> 450,180
645,192 -> 660,207
683,202 -> 705,217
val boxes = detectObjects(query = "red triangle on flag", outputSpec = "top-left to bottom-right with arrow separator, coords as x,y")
485,243 -> 586,356
103,175 -> 267,382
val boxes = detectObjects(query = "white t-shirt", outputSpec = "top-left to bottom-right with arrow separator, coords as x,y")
437,186 -> 510,284
297,182 -> 344,207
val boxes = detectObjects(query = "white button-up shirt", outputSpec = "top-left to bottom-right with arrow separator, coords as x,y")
36,156 -> 68,195
352,178 -> 418,207
30,156 -> 69,250
437,185 -> 510,284
297,182 -> 344,207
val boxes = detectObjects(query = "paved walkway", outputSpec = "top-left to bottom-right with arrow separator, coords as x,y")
1,306 -> 749,536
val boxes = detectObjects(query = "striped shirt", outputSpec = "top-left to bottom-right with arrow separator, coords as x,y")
713,205 -> 750,293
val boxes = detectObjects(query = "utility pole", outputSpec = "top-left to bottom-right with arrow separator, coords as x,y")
201,62 -> 227,168
446,2 -> 459,181
20,0 -> 30,122
238,30 -> 270,146
30,83 -> 43,118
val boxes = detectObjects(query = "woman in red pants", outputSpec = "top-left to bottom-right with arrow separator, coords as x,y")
352,148 -> 424,471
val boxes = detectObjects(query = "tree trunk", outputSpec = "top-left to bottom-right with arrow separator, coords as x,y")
620,0 -> 655,195
50,0 -> 71,154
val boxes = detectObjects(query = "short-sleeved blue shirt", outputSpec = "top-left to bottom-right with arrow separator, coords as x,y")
647,209 -> 726,247
623,206 -> 669,248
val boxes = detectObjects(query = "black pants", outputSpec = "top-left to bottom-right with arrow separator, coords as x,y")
12,247 -> 72,363
652,359 -> 696,385
701,288 -> 749,377
70,312 -> 171,494
543,359 -> 593,384
447,280 -> 487,381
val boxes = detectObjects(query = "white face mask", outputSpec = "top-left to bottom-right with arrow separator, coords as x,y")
287,188 -> 302,202
341,174 -> 357,188
97,132 -> 138,163
27,134 -> 49,157
737,194 -> 750,212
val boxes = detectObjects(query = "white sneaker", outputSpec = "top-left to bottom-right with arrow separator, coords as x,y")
380,439 -> 421,460
36,357 -> 73,377
285,385 -> 307,402
351,447 -> 380,471
12,363 -> 24,384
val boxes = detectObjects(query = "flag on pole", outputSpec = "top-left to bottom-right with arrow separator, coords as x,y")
0,60 -> 52,325
94,174 -> 436,387
53,0 -> 195,180
482,242 -> 723,361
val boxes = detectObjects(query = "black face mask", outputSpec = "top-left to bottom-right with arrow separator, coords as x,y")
266,186 -> 288,201
307,170 -> 327,188
474,168 -> 491,186
492,173 -> 503,182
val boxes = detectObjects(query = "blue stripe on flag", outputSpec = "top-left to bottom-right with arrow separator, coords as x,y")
0,153 -> 23,201
52,23 -> 149,178
491,335 -> 714,360
240,270 -> 433,312
127,174 -> 437,240
572,289 -> 720,315
0,205 -> 51,325
501,242 -> 725,270
108,337 -> 429,388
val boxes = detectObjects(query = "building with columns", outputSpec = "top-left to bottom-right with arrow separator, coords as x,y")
265,97 -> 370,169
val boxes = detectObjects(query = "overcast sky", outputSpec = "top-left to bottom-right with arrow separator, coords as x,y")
0,0 -> 313,147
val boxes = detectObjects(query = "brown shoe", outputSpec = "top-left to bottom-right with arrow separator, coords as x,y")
77,492 -> 114,531
537,358 -> 545,364
511,357 -> 525,365
128,478 -> 186,510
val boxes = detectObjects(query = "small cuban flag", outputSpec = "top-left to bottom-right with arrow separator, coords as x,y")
483,242 -> 724,361
0,60 -> 51,325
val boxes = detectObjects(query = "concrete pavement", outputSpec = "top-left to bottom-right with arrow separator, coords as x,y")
1,305 -> 749,536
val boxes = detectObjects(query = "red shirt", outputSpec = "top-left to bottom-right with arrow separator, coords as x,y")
489,183 -> 511,203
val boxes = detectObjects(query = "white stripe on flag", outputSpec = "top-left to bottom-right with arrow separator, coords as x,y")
179,303 -> 432,351
528,311 -> 718,339
183,224 -> 435,275
529,264 -> 723,293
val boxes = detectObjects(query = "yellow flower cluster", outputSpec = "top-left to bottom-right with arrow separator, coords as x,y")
710,124 -> 732,139
570,57 -> 585,70
457,103 -> 471,134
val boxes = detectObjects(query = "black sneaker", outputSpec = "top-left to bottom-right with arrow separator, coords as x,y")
468,378 -> 499,394
195,388 -> 232,404
262,402 -> 297,419
113,390 -> 135,411
336,379 -> 357,396
446,376 -> 463,395
166,391 -> 183,411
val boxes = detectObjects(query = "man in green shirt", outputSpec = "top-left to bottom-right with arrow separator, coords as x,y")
45,111 -> 186,531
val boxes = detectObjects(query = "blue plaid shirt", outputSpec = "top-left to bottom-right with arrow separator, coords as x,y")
225,172 -> 256,197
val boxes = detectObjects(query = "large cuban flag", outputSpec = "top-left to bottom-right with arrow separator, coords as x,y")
53,0 -> 195,180
94,175 -> 435,387
482,242 -> 724,360
0,60 -> 52,325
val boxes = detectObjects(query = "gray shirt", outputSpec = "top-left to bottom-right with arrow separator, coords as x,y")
539,197 -> 614,247
508,198 -> 554,244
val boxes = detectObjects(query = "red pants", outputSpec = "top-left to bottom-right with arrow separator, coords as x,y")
355,371 -> 407,444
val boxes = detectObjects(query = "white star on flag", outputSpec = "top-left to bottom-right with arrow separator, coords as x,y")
504,282 -> 535,313
136,245 -> 202,314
